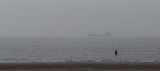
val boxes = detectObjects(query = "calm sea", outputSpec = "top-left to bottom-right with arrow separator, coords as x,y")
0,37 -> 160,62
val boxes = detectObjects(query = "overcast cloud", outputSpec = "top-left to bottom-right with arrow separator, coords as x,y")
0,0 -> 160,37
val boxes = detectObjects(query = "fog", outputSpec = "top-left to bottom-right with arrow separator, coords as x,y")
0,0 -> 160,37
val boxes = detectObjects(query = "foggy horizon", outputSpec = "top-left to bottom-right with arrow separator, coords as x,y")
0,0 -> 160,37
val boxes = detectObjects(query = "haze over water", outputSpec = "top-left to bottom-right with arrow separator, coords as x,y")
0,0 -> 160,37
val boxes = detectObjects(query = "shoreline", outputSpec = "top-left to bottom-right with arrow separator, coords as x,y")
0,62 -> 160,70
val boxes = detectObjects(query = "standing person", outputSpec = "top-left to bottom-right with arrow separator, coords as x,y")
115,49 -> 118,56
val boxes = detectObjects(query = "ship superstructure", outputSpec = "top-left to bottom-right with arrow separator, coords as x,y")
88,30 -> 112,36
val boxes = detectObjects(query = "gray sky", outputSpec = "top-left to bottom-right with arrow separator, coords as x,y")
0,0 -> 160,37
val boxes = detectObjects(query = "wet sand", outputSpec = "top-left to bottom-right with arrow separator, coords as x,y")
0,62 -> 160,71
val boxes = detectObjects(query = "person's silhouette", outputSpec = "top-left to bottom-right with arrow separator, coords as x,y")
115,49 -> 118,56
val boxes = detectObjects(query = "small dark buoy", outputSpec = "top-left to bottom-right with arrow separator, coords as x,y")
115,49 -> 118,56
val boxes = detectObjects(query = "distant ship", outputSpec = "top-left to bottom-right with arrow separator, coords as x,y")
88,30 -> 112,37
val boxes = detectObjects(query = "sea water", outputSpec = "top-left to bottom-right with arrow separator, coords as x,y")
0,37 -> 160,62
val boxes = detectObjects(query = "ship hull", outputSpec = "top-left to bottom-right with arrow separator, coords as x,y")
88,34 -> 112,36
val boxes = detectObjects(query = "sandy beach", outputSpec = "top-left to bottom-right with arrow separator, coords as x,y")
0,62 -> 159,71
